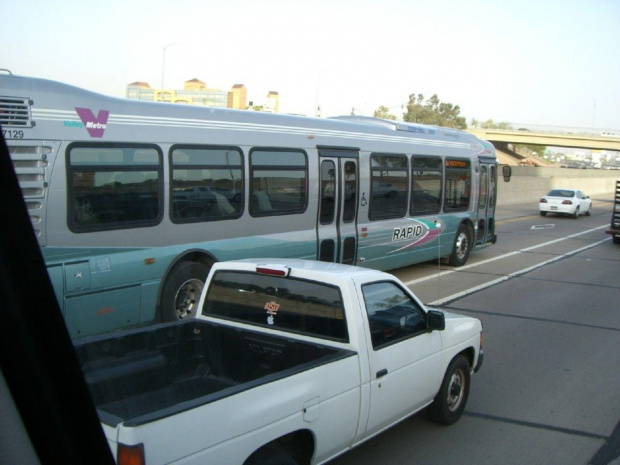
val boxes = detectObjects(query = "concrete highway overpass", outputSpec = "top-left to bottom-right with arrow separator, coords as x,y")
466,128 -> 620,165
467,128 -> 620,151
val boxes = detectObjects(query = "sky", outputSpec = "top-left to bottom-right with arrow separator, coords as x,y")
2,0 -> 619,130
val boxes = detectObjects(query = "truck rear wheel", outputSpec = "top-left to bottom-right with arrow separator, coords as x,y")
160,262 -> 210,322
427,355 -> 471,425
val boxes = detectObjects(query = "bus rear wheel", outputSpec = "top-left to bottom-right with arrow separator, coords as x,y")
160,262 -> 210,322
448,225 -> 471,267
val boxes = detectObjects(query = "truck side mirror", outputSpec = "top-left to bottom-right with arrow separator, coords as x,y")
502,165 -> 512,182
427,310 -> 445,331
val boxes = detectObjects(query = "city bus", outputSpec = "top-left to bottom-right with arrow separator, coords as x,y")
0,73 -> 498,339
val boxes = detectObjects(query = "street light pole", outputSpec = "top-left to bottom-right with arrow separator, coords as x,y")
315,70 -> 324,117
592,97 -> 596,130
161,43 -> 180,91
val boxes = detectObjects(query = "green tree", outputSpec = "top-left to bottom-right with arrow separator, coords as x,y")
373,105 -> 397,120
515,144 -> 547,156
481,119 -> 513,130
403,93 -> 467,129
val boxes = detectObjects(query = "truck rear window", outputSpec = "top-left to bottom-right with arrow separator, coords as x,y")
202,271 -> 348,342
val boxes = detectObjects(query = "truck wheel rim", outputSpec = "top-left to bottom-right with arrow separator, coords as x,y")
175,278 -> 204,319
447,369 -> 465,412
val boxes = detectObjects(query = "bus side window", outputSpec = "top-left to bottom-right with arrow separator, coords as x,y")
249,149 -> 307,217
67,144 -> 162,232
369,153 -> 408,220
410,156 -> 442,215
444,158 -> 471,211
170,146 -> 243,223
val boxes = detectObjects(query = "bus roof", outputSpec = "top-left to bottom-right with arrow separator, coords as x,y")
0,74 -> 491,156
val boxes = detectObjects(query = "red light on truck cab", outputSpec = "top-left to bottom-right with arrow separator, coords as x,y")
117,443 -> 145,465
256,265 -> 290,277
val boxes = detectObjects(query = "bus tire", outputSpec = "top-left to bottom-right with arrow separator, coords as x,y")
160,262 -> 210,322
448,224 -> 471,267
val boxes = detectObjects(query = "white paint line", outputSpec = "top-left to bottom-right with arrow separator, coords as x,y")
403,223 -> 609,287
427,237 -> 611,306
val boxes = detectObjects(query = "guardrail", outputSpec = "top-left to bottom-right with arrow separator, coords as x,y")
471,124 -> 620,137
498,167 -> 619,205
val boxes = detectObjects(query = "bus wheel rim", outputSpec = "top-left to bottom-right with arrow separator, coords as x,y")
455,232 -> 469,260
175,278 -> 204,319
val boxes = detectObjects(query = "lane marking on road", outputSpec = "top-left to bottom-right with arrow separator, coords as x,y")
444,306 -> 620,332
464,412 -> 608,440
496,215 -> 540,224
427,236 -> 611,306
402,223 -> 609,288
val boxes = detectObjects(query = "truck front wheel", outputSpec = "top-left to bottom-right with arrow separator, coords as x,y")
244,447 -> 297,465
427,355 -> 471,425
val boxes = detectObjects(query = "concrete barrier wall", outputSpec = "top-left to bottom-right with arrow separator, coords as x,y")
498,167 -> 619,205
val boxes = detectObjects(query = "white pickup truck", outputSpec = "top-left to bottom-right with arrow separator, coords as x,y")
74,259 -> 484,465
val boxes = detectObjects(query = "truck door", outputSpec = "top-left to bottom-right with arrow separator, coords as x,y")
317,148 -> 358,265
357,279 -> 443,439
476,158 -> 497,245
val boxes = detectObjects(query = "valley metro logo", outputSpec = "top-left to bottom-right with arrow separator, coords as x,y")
75,107 -> 110,138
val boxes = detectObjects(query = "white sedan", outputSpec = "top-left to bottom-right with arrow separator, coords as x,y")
539,188 -> 592,218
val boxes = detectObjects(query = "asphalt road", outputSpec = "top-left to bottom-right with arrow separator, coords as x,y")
330,196 -> 620,465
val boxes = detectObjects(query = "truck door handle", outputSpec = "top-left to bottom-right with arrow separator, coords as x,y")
376,368 -> 388,378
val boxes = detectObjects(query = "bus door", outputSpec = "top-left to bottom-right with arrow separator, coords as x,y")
317,148 -> 359,265
476,158 -> 497,245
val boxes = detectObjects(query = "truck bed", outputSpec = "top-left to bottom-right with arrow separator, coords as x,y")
74,320 -> 354,426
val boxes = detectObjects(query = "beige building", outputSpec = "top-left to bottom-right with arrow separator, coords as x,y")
127,79 -> 268,111
265,91 -> 280,113
228,84 -> 247,110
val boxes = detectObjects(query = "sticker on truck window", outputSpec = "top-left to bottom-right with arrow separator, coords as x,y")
265,301 -> 280,325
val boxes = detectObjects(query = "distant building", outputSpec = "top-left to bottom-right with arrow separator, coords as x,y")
228,84 -> 247,110
264,91 -> 280,113
126,79 -> 269,112
126,82 -> 155,101
247,91 -> 281,113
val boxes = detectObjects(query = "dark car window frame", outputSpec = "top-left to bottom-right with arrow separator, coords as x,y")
0,132 -> 114,464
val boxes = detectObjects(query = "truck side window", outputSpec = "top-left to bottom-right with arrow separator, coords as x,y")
361,281 -> 427,349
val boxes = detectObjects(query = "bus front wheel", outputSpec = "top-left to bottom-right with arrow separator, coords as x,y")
160,262 -> 210,322
448,225 -> 471,267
